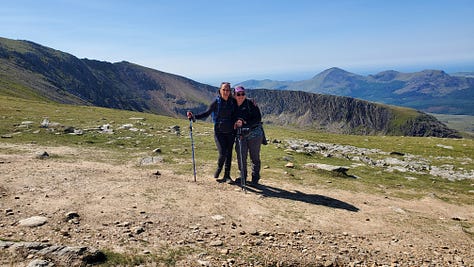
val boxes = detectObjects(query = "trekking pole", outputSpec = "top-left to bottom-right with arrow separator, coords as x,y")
189,118 -> 197,182
237,127 -> 246,192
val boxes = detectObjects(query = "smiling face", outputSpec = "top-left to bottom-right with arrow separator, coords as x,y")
234,86 -> 246,105
235,90 -> 245,103
219,82 -> 231,100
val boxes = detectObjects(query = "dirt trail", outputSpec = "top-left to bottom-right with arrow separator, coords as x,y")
0,143 -> 473,266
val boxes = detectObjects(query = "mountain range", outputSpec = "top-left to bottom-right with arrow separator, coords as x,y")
236,67 -> 474,115
0,37 -> 461,138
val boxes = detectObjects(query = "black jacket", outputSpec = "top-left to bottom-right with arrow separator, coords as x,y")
195,96 -> 237,134
236,98 -> 262,129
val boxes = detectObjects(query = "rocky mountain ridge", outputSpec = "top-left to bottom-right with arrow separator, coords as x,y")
0,37 -> 216,117
246,89 -> 459,137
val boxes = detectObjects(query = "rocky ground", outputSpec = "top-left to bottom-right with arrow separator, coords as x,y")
0,142 -> 473,266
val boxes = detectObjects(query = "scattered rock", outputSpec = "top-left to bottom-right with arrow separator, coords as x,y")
139,156 -> 164,166
27,259 -> 54,267
209,240 -> 223,246
0,240 -> 105,266
63,126 -> 75,134
5,209 -> 14,216
18,216 -> 48,227
304,163 -> 348,173
436,144 -> 453,150
197,260 -> 211,266
390,151 -> 405,156
40,118 -> 50,128
65,212 -> 80,223
287,139 -> 473,181
35,151 -> 50,159
20,121 -> 34,128
99,124 -> 114,134
169,125 -> 181,135
390,207 -> 406,214
211,215 -> 224,221
133,226 -> 145,234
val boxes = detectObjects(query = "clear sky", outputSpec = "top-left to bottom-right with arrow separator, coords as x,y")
1,0 -> 473,85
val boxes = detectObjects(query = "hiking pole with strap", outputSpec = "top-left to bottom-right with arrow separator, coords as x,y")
189,117 -> 197,182
236,127 -> 246,192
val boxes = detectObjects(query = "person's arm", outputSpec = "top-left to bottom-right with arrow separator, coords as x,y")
245,100 -> 262,127
193,100 -> 217,120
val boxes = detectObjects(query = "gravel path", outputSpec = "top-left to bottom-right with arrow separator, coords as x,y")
0,143 -> 473,266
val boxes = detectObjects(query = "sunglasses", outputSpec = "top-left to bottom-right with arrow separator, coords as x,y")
236,92 -> 245,96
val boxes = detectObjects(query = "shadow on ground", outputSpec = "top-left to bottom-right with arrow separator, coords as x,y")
242,183 -> 359,212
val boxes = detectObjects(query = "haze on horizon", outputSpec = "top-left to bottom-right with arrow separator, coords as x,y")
1,0 -> 473,86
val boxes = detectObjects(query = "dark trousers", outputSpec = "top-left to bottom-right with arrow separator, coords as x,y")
214,132 -> 235,171
235,135 -> 263,183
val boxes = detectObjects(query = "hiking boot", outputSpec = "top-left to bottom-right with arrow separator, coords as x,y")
249,180 -> 259,187
216,177 -> 232,183
223,174 -> 232,183
222,165 -> 232,183
251,175 -> 260,185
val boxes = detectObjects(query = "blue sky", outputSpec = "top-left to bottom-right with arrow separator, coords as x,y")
1,0 -> 473,85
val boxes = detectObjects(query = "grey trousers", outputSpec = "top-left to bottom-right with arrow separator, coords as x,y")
235,134 -> 263,182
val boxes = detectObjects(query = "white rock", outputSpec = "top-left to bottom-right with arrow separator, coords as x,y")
19,216 -> 48,227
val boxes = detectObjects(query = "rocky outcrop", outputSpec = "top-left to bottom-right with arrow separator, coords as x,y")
0,240 -> 105,267
286,139 -> 474,181
248,89 -> 461,138
398,113 -> 461,138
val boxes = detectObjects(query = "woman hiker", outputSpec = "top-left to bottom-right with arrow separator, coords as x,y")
187,82 -> 237,183
233,86 -> 265,186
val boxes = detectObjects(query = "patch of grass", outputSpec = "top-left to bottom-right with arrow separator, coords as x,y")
387,105 -> 421,134
431,113 -> 474,137
1,95 -> 473,205
99,246 -> 194,266
0,74 -> 49,101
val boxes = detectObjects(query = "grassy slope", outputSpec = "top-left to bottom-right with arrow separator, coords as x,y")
431,113 -> 474,137
1,95 -> 473,206
0,74 -> 46,100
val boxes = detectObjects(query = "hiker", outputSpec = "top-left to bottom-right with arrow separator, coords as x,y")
187,82 -> 237,183
233,86 -> 265,186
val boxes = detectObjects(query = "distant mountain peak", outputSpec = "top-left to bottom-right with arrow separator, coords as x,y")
312,67 -> 353,79
236,66 -> 474,115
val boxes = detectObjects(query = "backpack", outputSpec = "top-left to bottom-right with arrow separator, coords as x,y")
212,96 -> 221,124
